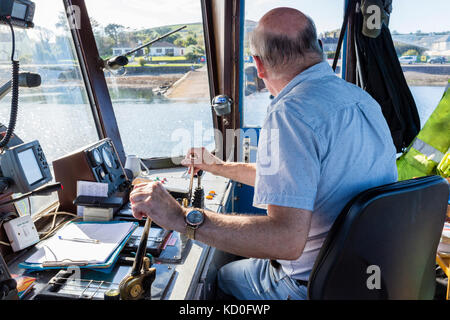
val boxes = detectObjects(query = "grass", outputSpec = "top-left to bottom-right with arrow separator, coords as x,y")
149,56 -> 187,61
125,63 -> 202,68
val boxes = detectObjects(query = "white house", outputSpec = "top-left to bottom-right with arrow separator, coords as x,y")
148,41 -> 185,56
111,47 -> 145,56
432,35 -> 450,51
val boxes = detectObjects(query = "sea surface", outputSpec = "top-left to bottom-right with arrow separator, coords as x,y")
0,85 -> 446,163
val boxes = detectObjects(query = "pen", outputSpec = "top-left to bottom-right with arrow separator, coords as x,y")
58,236 -> 100,244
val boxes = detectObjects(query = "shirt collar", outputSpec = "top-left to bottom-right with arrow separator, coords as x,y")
269,61 -> 335,107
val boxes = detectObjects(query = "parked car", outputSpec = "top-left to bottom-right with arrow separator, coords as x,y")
428,56 -> 446,64
399,56 -> 417,64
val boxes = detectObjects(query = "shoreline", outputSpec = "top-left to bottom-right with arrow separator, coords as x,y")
25,70 -> 448,92
404,72 -> 449,87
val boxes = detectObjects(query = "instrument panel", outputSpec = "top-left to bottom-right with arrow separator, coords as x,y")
84,139 -> 126,195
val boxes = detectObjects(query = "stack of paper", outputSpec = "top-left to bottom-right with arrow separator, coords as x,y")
76,181 -> 108,217
23,221 -> 137,268
12,274 -> 36,299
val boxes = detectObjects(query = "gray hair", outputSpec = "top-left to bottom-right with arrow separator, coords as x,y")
249,15 -> 324,77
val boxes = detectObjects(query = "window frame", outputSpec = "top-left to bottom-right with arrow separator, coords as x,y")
64,0 -> 229,164
63,0 -> 126,164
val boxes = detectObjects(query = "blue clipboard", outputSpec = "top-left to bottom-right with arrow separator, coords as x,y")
19,221 -> 138,274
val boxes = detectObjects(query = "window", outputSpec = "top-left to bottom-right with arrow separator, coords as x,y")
0,0 -> 99,213
241,0 -> 345,128
86,0 -> 214,159
389,0 -> 450,127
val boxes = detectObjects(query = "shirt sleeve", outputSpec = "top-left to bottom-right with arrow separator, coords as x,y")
253,109 -> 322,211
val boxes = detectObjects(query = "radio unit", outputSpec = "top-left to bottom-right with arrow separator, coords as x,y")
53,139 -> 130,213
0,0 -> 35,29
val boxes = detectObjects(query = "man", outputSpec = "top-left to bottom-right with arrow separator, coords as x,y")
130,7 -> 398,300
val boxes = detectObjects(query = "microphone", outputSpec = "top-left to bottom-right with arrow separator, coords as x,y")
0,72 -> 41,100
17,72 -> 41,87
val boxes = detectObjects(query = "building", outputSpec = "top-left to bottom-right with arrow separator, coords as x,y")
320,37 -> 338,53
148,41 -> 185,56
111,47 -> 145,56
432,35 -> 450,51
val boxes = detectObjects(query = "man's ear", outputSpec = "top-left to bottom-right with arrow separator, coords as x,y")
253,56 -> 266,79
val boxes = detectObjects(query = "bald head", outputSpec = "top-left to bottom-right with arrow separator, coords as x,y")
258,7 -> 310,39
250,7 -> 323,79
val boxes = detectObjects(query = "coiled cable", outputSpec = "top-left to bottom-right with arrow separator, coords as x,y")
0,17 -> 19,149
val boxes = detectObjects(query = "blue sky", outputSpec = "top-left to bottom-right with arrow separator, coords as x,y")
35,0 -> 450,34
245,0 -> 450,34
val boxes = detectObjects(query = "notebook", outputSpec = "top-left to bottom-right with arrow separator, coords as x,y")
23,221 -> 137,267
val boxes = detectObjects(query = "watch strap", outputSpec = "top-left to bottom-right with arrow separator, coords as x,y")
185,224 -> 196,240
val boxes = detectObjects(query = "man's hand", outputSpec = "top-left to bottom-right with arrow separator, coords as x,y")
129,182 -> 186,232
181,147 -> 224,175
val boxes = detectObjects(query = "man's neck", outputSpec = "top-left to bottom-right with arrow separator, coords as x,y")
269,59 -> 323,97
268,78 -> 293,97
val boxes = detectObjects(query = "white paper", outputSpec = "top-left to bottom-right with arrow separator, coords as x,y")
76,181 -> 108,216
25,222 -> 135,265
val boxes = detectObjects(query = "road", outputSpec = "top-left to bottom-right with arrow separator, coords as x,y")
165,66 -> 209,99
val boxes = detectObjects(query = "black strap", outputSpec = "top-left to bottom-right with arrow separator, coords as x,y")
332,0 -> 358,72
296,279 -> 309,287
270,260 -> 309,288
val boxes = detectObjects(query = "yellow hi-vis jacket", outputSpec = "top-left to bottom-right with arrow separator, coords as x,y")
397,80 -> 450,180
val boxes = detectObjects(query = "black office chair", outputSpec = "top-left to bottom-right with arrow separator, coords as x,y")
308,175 -> 449,300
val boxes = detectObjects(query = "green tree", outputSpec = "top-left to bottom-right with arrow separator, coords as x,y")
105,24 -> 125,45
184,45 -> 205,62
174,38 -> 187,47
154,26 -> 172,36
137,57 -> 147,67
165,33 -> 181,44
402,49 -> 419,57
186,36 -> 198,46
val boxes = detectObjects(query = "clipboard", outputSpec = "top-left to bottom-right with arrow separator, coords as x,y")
19,221 -> 138,273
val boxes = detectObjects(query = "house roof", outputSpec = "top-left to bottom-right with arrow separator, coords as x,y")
150,41 -> 183,48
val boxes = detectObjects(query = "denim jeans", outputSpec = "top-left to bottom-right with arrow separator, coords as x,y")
217,258 -> 308,300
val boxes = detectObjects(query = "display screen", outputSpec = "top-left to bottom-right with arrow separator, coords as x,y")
17,148 -> 43,185
11,3 -> 27,19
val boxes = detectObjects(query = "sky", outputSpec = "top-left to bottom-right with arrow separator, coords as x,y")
34,0 -> 450,34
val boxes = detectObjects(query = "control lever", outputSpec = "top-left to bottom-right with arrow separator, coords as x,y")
186,153 -> 198,206
118,217 -> 156,300
192,170 -> 204,209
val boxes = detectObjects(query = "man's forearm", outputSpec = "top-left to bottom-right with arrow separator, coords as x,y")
208,162 -> 256,186
180,205 -> 311,261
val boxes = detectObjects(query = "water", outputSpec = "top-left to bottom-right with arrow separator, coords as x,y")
409,86 -> 446,128
243,86 -> 446,129
0,86 -> 445,164
112,97 -> 215,158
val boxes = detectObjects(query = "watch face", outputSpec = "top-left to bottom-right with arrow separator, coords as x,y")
187,210 -> 204,226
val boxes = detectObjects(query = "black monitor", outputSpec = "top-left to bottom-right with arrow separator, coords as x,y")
0,140 -> 52,194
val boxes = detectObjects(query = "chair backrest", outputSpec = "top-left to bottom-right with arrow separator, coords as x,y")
308,175 -> 449,300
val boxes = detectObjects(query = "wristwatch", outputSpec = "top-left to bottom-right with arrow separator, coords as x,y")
185,209 -> 205,240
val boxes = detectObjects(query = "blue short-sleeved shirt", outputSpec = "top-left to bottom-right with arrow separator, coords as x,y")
253,61 -> 398,281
